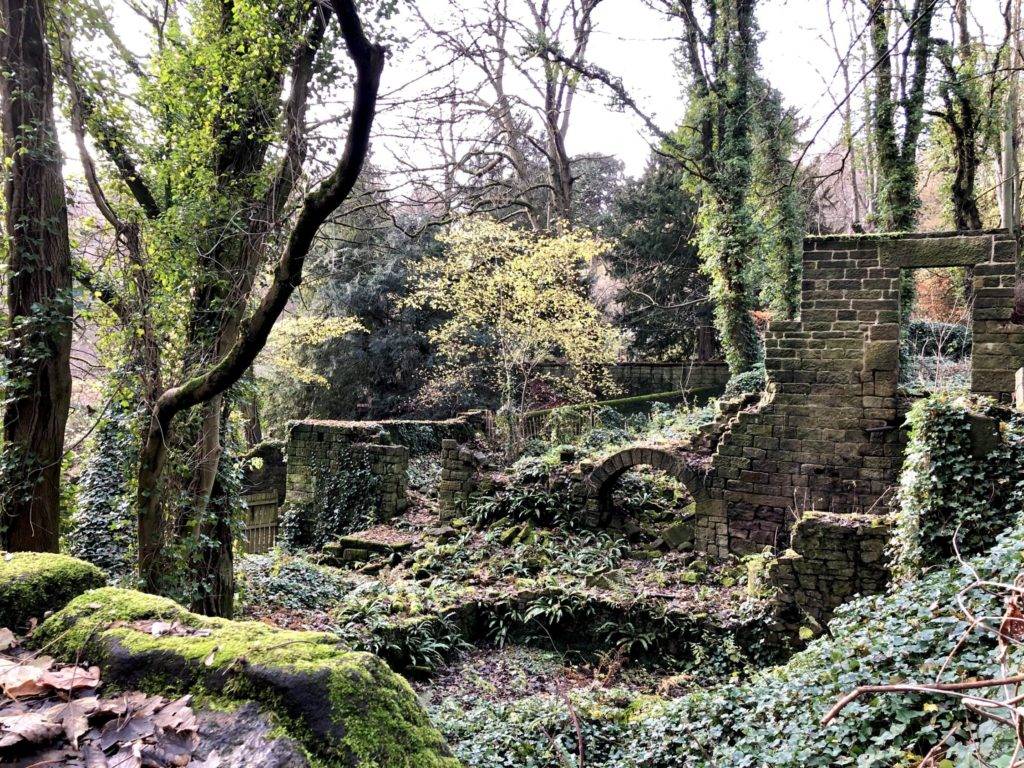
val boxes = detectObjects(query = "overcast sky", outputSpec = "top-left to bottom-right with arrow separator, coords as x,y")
554,0 -> 1009,176
76,0 -> 1013,182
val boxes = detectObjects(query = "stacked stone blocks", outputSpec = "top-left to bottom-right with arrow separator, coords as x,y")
696,231 -> 1022,560
764,510 -> 893,634
286,420 -> 409,524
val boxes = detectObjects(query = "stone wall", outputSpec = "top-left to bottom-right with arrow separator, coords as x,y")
286,420 -> 409,527
538,360 -> 731,397
761,511 -> 892,634
368,411 -> 488,456
696,231 -> 1023,559
439,439 -> 488,519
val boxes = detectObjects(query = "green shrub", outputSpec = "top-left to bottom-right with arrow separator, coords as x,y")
68,407 -> 137,583
238,553 -> 352,612
723,363 -> 766,398
903,319 -> 972,361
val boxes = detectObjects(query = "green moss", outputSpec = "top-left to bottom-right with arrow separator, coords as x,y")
34,588 -> 461,768
0,552 -> 106,630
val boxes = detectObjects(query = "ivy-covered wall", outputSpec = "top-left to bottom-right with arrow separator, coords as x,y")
696,231 -> 1023,558
891,393 -> 1024,578
282,421 -> 409,550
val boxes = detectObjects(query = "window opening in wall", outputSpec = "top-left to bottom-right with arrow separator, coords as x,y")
899,266 -> 973,394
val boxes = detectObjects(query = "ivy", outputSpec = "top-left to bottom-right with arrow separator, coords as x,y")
436,516 -> 1024,767
279,446 -> 383,550
67,402 -> 138,584
891,393 -> 1024,579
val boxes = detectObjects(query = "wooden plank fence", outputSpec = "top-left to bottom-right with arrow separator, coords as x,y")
242,491 -> 280,554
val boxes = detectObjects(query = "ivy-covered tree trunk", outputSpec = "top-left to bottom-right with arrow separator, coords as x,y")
867,0 -> 936,232
699,0 -> 761,374
0,0 -> 73,551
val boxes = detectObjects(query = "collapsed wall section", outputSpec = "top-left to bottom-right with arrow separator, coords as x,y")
696,230 -> 1022,559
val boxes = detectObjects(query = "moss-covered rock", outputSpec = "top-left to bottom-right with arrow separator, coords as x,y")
0,552 -> 106,630
33,588 -> 460,768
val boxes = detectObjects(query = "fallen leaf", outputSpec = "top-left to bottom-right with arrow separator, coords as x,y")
45,696 -> 99,744
0,663 -> 46,697
152,696 -> 196,732
82,742 -> 110,767
108,743 -> 143,768
99,713 -> 155,751
0,711 -> 62,747
0,628 -> 15,651
40,665 -> 101,691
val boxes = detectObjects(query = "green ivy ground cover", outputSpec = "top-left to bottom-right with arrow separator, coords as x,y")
433,511 -> 1024,767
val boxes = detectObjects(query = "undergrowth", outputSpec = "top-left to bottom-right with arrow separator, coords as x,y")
434,516 -> 1024,767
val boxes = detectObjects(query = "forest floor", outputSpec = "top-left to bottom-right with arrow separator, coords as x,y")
236,488 -> 780,719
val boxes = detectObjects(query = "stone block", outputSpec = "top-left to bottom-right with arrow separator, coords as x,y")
862,340 -> 899,372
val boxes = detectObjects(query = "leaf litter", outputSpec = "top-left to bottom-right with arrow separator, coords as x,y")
0,626 -> 303,765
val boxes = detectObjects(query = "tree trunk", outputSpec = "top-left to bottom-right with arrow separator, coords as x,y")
190,398 -> 234,618
136,0 -> 385,593
0,0 -> 72,552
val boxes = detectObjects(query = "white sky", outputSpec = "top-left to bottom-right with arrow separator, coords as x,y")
492,0 -> 1009,176
71,0 -> 1012,182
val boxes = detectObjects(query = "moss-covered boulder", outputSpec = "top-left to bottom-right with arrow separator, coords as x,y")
33,588 -> 460,768
0,552 -> 106,630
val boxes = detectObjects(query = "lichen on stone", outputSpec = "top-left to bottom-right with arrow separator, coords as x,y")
33,587 -> 461,768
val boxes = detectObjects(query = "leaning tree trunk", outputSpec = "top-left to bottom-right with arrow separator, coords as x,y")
0,0 -> 73,552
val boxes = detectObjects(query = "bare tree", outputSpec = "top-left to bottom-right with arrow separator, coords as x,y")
399,0 -> 605,230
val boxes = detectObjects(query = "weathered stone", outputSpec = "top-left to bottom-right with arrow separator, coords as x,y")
33,588 -> 459,768
879,235 -> 989,268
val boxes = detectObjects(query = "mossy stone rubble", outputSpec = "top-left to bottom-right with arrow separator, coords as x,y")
32,587 -> 461,768
0,551 -> 106,630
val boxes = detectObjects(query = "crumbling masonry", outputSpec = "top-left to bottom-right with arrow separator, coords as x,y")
695,230 -> 1022,555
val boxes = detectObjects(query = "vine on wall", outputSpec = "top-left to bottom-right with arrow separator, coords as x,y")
280,447 -> 383,550
891,393 -> 1024,579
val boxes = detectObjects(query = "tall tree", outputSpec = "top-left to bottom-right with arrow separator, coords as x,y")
0,0 -> 73,551
865,0 -> 937,231
604,158 -> 717,360
540,0 -> 800,370
927,0 -> 1011,231
60,0 -> 385,615
673,0 -> 763,373
407,0 -> 604,230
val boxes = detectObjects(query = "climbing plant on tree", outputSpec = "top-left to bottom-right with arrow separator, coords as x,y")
865,0 -> 937,232
56,0 -> 386,615
0,0 -> 74,552
529,0 -> 803,372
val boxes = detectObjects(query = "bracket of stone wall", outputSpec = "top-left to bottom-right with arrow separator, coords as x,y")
696,231 -> 1023,560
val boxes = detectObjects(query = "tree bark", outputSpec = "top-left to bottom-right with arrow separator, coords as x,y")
0,0 -> 73,552
136,0 -> 385,597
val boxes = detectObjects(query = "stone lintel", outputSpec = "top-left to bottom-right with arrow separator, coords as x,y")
878,235 -> 991,268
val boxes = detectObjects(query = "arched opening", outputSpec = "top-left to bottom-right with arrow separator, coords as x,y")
586,447 -> 706,529
597,465 -> 695,530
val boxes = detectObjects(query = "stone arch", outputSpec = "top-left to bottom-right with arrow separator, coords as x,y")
585,446 -> 708,525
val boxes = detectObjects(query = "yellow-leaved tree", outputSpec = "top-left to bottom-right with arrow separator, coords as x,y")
407,219 -> 622,442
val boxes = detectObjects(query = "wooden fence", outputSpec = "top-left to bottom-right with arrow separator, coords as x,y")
241,491 -> 280,554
